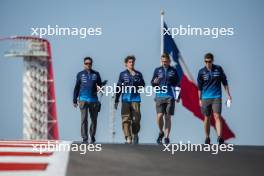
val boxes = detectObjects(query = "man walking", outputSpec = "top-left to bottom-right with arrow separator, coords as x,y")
73,57 -> 102,143
197,53 -> 232,145
114,55 -> 145,144
151,53 -> 180,144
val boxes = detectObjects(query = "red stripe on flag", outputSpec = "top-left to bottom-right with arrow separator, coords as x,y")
180,74 -> 235,140
0,163 -> 48,171
0,152 -> 53,156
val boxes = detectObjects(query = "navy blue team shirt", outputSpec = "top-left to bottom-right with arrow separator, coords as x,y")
115,69 -> 145,103
197,64 -> 228,100
151,66 -> 180,99
73,69 -> 102,103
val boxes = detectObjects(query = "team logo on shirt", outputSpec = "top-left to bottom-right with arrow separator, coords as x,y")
133,74 -> 140,82
157,69 -> 164,78
123,73 -> 130,83
168,70 -> 175,77
91,74 -> 97,80
212,69 -> 220,77
203,75 -> 209,80
81,74 -> 87,83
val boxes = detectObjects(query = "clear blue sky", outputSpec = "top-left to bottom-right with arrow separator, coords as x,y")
0,0 -> 263,145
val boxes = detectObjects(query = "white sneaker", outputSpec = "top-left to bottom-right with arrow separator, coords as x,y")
125,136 -> 132,144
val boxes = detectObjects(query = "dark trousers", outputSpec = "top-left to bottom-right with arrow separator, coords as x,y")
79,101 -> 99,140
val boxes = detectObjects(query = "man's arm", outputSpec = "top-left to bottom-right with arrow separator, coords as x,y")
142,75 -> 146,87
114,73 -> 122,109
220,67 -> 232,100
174,69 -> 181,102
151,68 -> 159,86
198,90 -> 202,107
135,72 -> 145,87
96,72 -> 103,93
223,85 -> 232,101
197,71 -> 203,106
96,72 -> 102,87
73,73 -> 81,107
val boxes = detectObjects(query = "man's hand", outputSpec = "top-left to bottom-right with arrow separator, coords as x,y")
224,85 -> 232,102
199,100 -> 202,107
97,85 -> 102,92
153,77 -> 160,84
73,103 -> 78,108
227,95 -> 232,102
114,102 -> 118,110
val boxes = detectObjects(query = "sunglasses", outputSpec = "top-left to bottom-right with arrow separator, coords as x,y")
205,60 -> 212,63
84,62 -> 92,65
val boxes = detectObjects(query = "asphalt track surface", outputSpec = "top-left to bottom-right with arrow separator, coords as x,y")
66,143 -> 263,176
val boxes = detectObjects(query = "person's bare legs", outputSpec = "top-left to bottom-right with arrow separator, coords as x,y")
213,113 -> 222,137
156,113 -> 165,144
156,113 -> 164,133
204,115 -> 210,138
164,114 -> 171,138
204,115 -> 211,144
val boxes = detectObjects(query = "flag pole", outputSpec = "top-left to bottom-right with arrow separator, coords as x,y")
160,10 -> 164,55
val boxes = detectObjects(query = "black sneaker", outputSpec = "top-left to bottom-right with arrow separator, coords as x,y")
133,134 -> 139,144
218,137 -> 224,145
156,132 -> 164,144
82,138 -> 88,143
205,137 -> 210,144
164,137 -> 170,144
90,136 -> 96,144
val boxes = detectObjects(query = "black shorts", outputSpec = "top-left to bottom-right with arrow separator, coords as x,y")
155,97 -> 175,115
201,98 -> 222,116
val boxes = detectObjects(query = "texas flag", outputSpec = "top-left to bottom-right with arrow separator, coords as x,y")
163,22 -> 235,140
